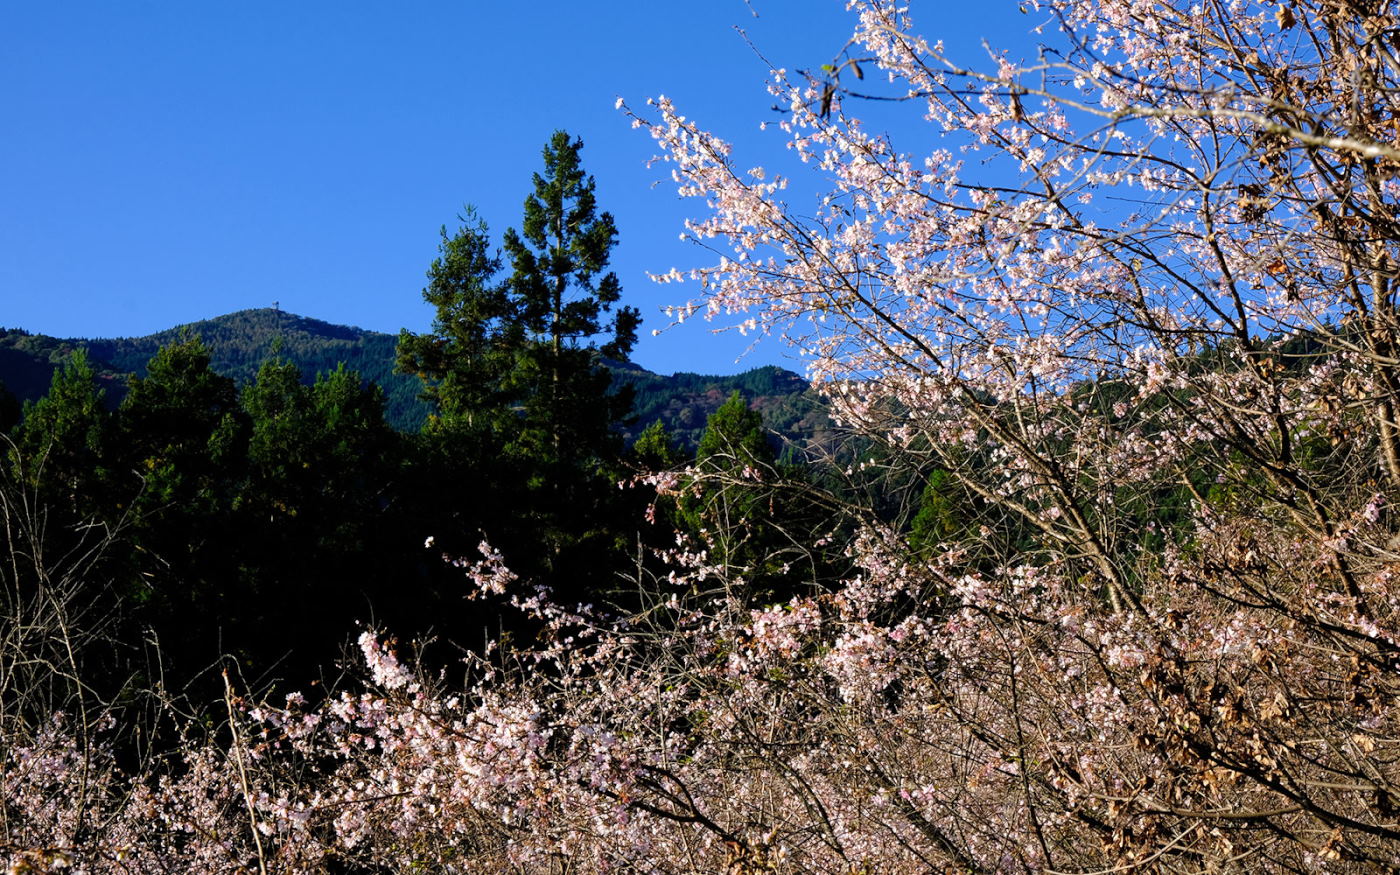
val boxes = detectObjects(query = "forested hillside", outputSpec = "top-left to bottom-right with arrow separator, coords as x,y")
0,133 -> 844,715
0,309 -> 828,446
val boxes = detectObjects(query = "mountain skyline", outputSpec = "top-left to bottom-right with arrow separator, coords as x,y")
1,2 -> 1031,377
0,307 -> 830,449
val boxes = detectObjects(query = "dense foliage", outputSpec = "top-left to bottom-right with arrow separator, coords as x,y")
0,314 -> 823,447
397,132 -> 645,594
0,134 -> 818,700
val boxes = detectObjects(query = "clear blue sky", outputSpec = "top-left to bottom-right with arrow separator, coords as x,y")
2,1 -> 1028,376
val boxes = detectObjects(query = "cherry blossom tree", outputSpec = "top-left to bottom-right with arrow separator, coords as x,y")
613,0 -> 1400,866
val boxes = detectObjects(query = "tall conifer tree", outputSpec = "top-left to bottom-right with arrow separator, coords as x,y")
500,130 -> 640,469
395,208 -> 513,433
397,130 -> 642,591
11,349 -> 110,516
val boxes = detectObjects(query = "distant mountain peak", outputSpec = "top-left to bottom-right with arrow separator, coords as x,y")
141,308 -> 377,344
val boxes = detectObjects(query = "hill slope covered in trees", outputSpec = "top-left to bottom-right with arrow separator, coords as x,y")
0,308 -> 829,447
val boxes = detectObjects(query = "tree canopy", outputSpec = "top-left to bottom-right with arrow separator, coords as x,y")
397,131 -> 644,592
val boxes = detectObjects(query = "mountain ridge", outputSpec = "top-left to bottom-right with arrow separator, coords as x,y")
0,308 -> 829,449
